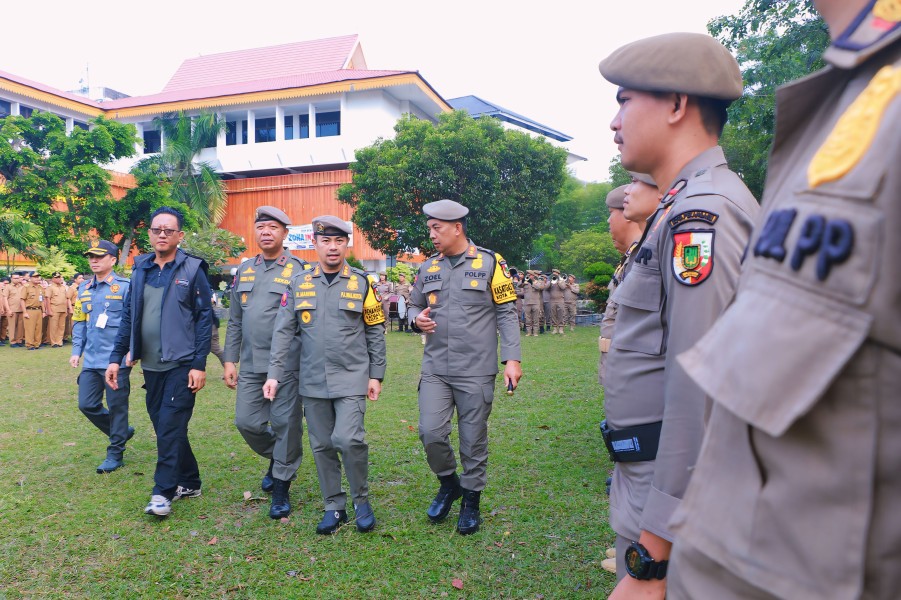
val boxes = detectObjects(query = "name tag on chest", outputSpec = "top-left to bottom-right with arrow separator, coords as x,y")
95,313 -> 108,329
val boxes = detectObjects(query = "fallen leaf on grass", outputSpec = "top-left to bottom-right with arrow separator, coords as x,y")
198,515 -> 208,520
229,452 -> 236,458
400,419 -> 408,423
537,425 -> 550,430
245,556 -> 257,562
452,578 -> 464,590
133,472 -> 144,476
280,517 -> 290,524
408,425 -> 415,431
63,442 -> 76,447
111,534 -> 121,540
243,491 -> 252,500
494,542 -> 503,548
208,537 -> 218,545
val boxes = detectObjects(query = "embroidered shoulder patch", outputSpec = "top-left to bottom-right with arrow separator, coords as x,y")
363,284 -> 386,325
669,210 -> 719,228
672,230 -> 715,286
808,65 -> 901,188
490,252 -> 517,304
280,292 -> 288,307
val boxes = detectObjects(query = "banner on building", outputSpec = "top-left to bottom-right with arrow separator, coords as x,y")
285,221 -> 353,250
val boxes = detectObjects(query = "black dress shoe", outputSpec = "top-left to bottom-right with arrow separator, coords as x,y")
316,509 -> 348,534
457,489 -> 482,535
261,458 -> 275,493
427,473 -> 462,523
269,479 -> 291,519
354,501 -> 376,533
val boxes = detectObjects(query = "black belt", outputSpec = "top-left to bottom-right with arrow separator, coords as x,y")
26,307 -> 42,311
600,420 -> 662,463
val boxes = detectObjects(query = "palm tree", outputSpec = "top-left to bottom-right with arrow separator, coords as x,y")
137,111 -> 228,226
0,208 -> 42,273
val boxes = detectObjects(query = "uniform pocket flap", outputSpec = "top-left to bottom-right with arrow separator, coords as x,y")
678,284 -> 871,437
340,299 -> 363,312
422,280 -> 443,293
236,282 -> 254,293
461,278 -> 488,292
613,265 -> 662,312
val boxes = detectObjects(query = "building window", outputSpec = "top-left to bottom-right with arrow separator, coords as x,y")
73,121 -> 89,131
316,111 -> 340,137
225,121 -> 237,146
284,116 -> 293,140
242,120 -> 248,145
299,114 -> 310,139
143,130 -> 161,154
0,100 -> 10,118
255,117 -> 276,143
19,105 -> 33,118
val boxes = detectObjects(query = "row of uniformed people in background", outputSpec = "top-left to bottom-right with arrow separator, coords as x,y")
513,268 -> 579,335
595,1 -> 900,598
0,271 -> 82,349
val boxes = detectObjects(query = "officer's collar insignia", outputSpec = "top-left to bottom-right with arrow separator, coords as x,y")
276,255 -> 288,266
672,230 -> 714,286
341,264 -> 350,277
467,245 -> 477,257
105,275 -> 114,284
313,266 -> 321,277
254,255 -> 263,266
669,210 -> 719,229
808,65 -> 901,188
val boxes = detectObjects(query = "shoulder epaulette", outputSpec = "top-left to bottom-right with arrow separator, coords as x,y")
476,246 -> 497,257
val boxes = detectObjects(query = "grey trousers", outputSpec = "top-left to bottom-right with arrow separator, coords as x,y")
302,395 -> 369,511
418,373 -> 496,491
78,367 -> 132,460
234,371 -> 303,482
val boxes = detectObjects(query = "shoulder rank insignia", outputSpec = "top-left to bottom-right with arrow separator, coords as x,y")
808,65 -> 901,188
875,0 -> 901,22
672,230 -> 715,286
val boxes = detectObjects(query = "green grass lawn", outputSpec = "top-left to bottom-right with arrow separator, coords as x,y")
0,327 -> 614,599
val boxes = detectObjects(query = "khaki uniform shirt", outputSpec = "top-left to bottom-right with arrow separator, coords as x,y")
47,282 -> 68,313
66,284 -> 78,314
375,280 -> 394,298
225,252 -> 308,373
22,282 -> 43,310
599,243 -> 638,385
547,278 -> 566,302
563,282 -> 579,303
671,22 -> 901,600
394,282 -> 412,302
0,283 -> 8,315
8,283 -> 24,313
605,146 -> 759,541
268,263 -> 387,398
521,278 -> 546,305
408,242 -> 521,376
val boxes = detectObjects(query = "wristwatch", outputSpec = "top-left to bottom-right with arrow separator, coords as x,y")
624,541 -> 668,580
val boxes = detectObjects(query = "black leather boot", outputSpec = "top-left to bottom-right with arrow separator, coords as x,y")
457,489 -> 482,535
316,509 -> 348,534
261,459 -> 275,493
268,478 -> 291,519
427,473 -> 463,523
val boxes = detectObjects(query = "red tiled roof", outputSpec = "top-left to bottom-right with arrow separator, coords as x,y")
103,69 -> 411,110
163,34 -> 360,93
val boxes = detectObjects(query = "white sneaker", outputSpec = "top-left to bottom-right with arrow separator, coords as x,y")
173,486 -> 202,501
144,494 -> 172,516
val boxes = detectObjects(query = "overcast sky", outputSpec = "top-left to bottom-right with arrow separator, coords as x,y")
3,0 -> 746,183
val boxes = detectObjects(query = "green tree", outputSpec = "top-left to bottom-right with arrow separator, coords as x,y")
34,246 -> 77,279
545,175 -> 612,240
337,111 -> 568,264
0,112 -> 138,263
0,208 -> 43,272
608,156 -> 632,188
386,263 -> 417,283
531,233 -> 562,272
709,0 -> 829,199
558,230 -> 620,278
136,111 -> 228,225
178,226 -> 246,275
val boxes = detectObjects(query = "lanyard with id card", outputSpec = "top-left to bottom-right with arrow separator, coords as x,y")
95,302 -> 109,329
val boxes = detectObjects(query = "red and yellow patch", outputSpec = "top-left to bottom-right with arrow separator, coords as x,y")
672,230 -> 714,286
280,292 -> 288,307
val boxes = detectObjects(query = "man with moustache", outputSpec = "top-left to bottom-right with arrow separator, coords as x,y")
668,2 -> 901,598
107,206 -> 213,518
597,33 -> 759,597
224,206 -> 308,519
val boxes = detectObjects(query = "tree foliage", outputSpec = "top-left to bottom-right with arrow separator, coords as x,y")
178,226 -> 246,274
608,156 -> 632,188
34,246 -> 78,279
709,0 -> 829,199
558,230 -> 620,278
0,112 -> 138,265
0,207 -> 43,271
337,111 -> 568,264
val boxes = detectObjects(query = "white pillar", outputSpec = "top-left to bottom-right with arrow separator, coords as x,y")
160,127 -> 166,152
292,114 -> 299,140
309,105 -> 317,138
275,105 -> 284,141
247,110 -> 256,145
236,119 -> 244,146
216,113 -> 226,149
65,117 -> 74,134
10,102 -> 19,116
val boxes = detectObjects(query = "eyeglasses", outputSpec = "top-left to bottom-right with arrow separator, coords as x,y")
149,228 -> 180,237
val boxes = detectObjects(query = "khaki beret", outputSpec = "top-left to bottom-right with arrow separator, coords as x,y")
423,199 -> 469,221
255,205 -> 291,226
605,185 -> 628,210
629,172 -> 657,187
312,215 -> 352,237
599,32 -> 742,101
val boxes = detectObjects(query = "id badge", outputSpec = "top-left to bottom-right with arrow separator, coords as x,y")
95,313 -> 108,329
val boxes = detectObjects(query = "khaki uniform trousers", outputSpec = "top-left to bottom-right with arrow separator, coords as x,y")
234,371 -> 303,482
550,301 -> 566,327
23,309 -> 43,348
564,302 -> 577,328
418,373 -> 496,491
48,311 -> 67,346
8,312 -> 24,344
303,394 -> 369,511
524,305 -> 542,333
542,301 -> 551,328
0,315 -> 7,341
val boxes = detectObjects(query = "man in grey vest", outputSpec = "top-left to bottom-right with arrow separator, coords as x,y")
107,206 -> 213,518
597,33 -> 759,596
408,199 -> 522,535
669,2 -> 901,598
224,206 -> 308,519
265,215 -> 386,535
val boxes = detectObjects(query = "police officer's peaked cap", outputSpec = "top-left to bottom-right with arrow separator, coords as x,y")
605,185 -> 628,210
51,271 -> 62,278
84,239 -> 119,258
599,32 -> 743,101
312,215 -> 352,237
255,206 -> 292,226
422,199 -> 469,221
629,172 -> 657,187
